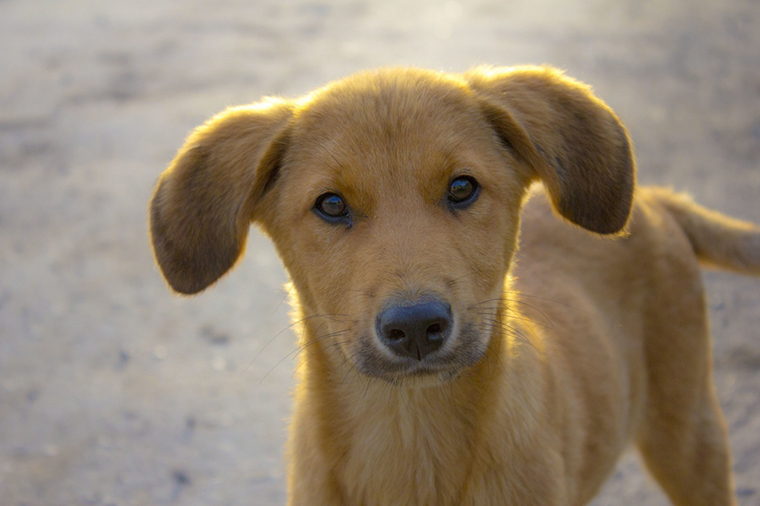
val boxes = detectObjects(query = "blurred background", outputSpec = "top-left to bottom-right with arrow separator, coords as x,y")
1,0 -> 759,504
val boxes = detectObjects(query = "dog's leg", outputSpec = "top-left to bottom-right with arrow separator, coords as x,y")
633,287 -> 736,505
635,384 -> 735,505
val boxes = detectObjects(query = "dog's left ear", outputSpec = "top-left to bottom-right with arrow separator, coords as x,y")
465,66 -> 635,234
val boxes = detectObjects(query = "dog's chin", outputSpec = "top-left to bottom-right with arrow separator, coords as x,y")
358,364 -> 465,389
353,346 -> 487,389
389,370 -> 462,389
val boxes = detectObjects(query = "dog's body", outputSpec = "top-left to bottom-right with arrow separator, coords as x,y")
150,66 -> 760,505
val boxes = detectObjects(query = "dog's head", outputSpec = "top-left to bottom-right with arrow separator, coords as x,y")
150,66 -> 634,384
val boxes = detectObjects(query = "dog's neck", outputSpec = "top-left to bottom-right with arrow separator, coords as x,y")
290,297 -> 547,503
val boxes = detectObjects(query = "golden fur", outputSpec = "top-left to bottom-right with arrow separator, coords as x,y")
150,66 -> 760,505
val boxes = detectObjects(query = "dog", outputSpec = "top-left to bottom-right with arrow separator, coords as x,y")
149,66 -> 760,505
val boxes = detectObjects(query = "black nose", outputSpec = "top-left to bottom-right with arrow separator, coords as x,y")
376,300 -> 453,361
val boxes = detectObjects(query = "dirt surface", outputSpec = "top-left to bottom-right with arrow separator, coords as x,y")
1,0 -> 759,505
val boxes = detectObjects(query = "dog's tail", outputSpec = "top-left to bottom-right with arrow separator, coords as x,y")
648,187 -> 760,275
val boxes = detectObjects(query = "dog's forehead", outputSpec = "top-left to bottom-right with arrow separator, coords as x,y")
287,70 -> 488,195
294,70 -> 476,142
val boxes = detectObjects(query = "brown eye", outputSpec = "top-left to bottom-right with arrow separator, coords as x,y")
314,192 -> 349,223
448,176 -> 480,209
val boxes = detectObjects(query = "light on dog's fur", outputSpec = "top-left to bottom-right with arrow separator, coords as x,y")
151,66 -> 758,505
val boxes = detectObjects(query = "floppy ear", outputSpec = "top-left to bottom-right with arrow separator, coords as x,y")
465,66 -> 635,234
150,99 -> 292,294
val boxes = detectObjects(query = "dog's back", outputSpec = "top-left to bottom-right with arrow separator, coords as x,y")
515,186 -> 759,505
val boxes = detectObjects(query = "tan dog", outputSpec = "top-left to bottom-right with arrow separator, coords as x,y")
149,66 -> 760,505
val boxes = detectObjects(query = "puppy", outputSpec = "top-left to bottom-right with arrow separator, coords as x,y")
150,66 -> 760,505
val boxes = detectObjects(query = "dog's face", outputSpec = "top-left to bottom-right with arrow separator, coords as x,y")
259,75 -> 530,382
150,67 -> 634,385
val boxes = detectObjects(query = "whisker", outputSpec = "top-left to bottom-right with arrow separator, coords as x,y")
481,318 -> 542,356
471,298 -> 555,329
495,291 -> 590,315
481,319 -> 524,343
361,373 -> 373,404
266,327 -> 349,383
293,330 -> 349,360
291,340 -> 351,378
482,318 -> 529,340
339,359 -> 360,387
258,326 -> 318,384
244,313 -> 352,373
473,310 -> 553,330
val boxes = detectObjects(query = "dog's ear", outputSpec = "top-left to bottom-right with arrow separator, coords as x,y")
150,99 -> 292,294
465,66 -> 635,234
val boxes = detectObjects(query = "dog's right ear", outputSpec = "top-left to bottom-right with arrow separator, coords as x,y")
150,99 -> 292,295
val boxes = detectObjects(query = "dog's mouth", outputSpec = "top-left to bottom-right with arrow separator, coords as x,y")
353,320 -> 489,385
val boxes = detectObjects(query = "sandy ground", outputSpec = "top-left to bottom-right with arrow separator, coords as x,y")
1,0 -> 759,505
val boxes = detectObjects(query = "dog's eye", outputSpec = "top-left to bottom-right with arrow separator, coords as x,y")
447,176 -> 480,209
314,193 -> 349,223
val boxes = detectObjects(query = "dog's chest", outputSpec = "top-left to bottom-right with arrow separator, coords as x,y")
336,392 -> 474,506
